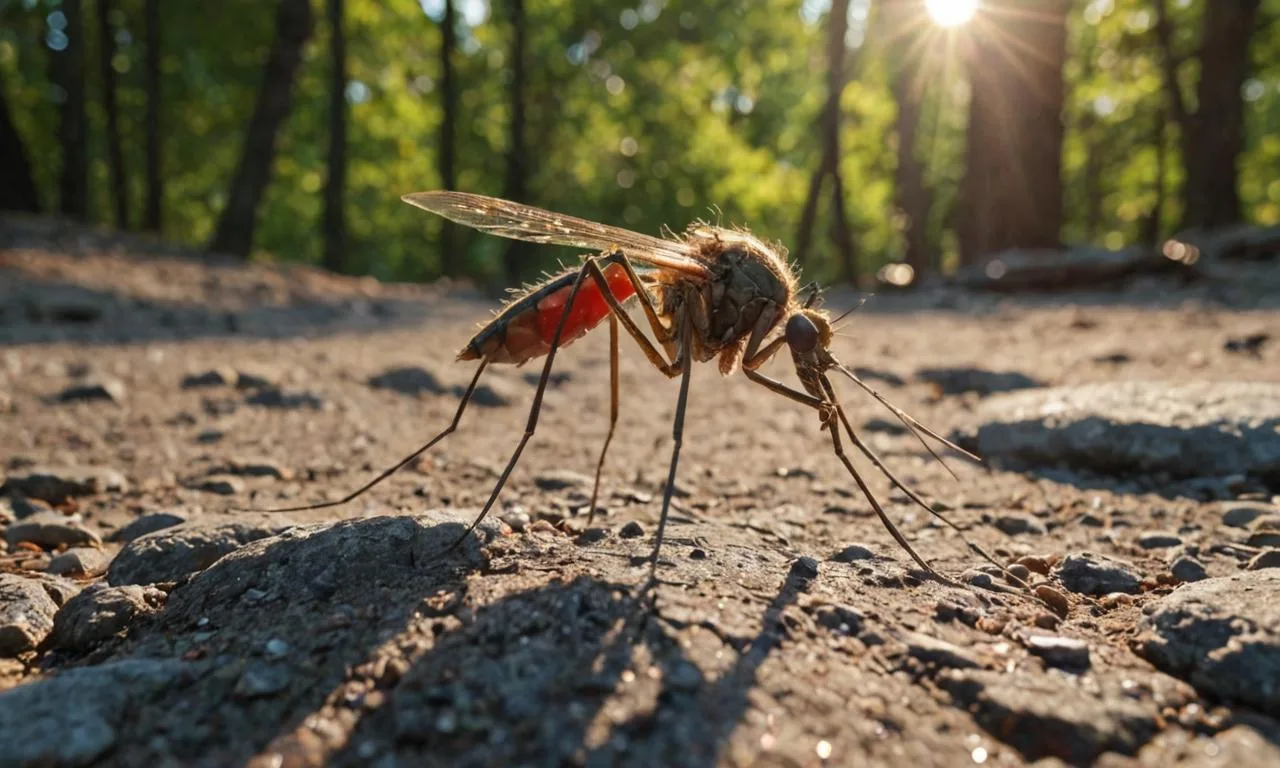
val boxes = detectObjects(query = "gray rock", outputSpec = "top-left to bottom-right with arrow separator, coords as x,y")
244,387 -> 325,410
0,573 -> 60,656
1248,531 -> 1280,548
940,669 -> 1157,764
367,366 -> 446,396
1137,531 -> 1182,549
619,521 -> 645,539
107,515 -> 299,586
0,659 -> 190,767
1221,502 -> 1275,528
466,378 -> 514,408
1247,550 -> 1280,571
0,466 -> 129,503
235,662 -> 293,698
956,381 -> 1280,485
107,510 -> 191,543
181,367 -> 238,389
1170,556 -> 1209,582
915,367 -> 1045,396
50,584 -> 166,653
1137,570 -> 1280,713
185,474 -> 245,496
1058,551 -> 1142,595
901,631 -> 981,669
500,508 -> 530,532
1023,633 -> 1091,669
47,547 -> 112,577
832,544 -> 875,562
993,514 -> 1047,536
533,470 -> 590,491
55,376 -> 126,404
2,494 -> 53,520
5,510 -> 102,550
219,457 -> 292,480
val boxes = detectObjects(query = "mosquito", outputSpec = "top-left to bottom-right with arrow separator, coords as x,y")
253,191 -> 1013,587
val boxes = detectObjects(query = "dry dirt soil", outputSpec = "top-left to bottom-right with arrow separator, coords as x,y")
1,216 -> 1278,767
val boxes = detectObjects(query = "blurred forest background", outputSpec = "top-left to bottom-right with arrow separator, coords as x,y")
1,0 -> 1277,289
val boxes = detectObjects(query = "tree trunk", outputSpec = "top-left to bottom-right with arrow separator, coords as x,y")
885,0 -> 933,278
322,0 -> 348,273
1186,0 -> 1259,229
438,0 -> 460,276
501,0 -> 529,284
1141,106 -> 1168,246
792,0 -> 855,279
98,0 -> 129,229
0,81 -> 41,213
144,0 -> 162,231
958,0 -> 1067,264
209,0 -> 314,258
51,0 -> 88,220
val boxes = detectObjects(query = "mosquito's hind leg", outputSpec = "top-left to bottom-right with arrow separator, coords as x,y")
647,317 -> 693,582
241,360 -> 490,514
586,314 -> 620,527
448,256 -> 605,550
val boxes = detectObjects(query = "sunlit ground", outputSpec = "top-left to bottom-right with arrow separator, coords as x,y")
925,0 -> 978,27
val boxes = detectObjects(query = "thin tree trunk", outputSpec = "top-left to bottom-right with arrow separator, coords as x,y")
1142,106 -> 1167,245
793,0 -> 854,278
143,0 -> 161,231
958,0 -> 1067,264
824,0 -> 856,283
322,0 -> 348,273
501,0 -> 529,284
886,0 -> 932,278
98,0 -> 129,229
209,0 -> 314,258
51,0 -> 88,220
792,163 -> 824,268
1154,0 -> 1260,231
438,0 -> 459,276
0,81 -> 41,213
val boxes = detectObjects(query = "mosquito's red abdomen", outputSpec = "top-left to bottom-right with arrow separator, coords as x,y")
462,263 -> 637,365
535,263 -> 635,345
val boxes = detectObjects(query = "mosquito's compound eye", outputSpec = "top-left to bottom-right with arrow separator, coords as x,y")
785,313 -> 820,353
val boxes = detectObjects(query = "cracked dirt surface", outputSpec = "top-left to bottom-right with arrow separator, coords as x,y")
1,218 -> 1279,767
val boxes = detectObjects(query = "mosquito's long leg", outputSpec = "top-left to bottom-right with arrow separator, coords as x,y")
742,368 -> 824,410
820,376 -> 1028,589
448,257 -> 603,549
241,361 -> 489,514
825,405 -> 958,587
649,317 -> 693,579
583,253 -> 679,377
586,314 -> 620,526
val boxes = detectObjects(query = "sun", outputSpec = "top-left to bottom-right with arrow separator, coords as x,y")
925,0 -> 978,28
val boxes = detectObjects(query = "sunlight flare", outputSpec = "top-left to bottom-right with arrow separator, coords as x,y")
925,0 -> 978,27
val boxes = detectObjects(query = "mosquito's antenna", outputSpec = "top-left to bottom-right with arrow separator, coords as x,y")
831,361 -> 981,477
832,294 -> 872,327
796,281 -> 822,309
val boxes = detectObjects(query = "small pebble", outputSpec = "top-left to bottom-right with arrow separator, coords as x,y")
689,548 -> 707,560
794,556 -> 820,579
187,475 -> 245,496
619,521 -> 644,539
56,377 -> 126,404
1246,531 -> 1280,548
1137,531 -> 1182,549
533,470 -> 590,491
993,514 -> 1046,536
574,527 -> 608,546
1015,555 -> 1053,575
264,638 -> 290,659
5,511 -> 102,550
832,544 -> 874,563
500,508 -> 530,533
1033,613 -> 1061,630
1024,634 -> 1090,669
46,547 -> 111,577
1221,503 -> 1273,528
181,368 -> 238,389
1005,563 -> 1031,582
1034,585 -> 1070,617
961,569 -> 993,589
1169,556 -> 1208,583
1057,551 -> 1141,595
1246,549 -> 1280,571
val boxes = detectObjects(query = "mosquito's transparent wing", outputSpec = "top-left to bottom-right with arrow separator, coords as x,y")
402,191 -> 709,277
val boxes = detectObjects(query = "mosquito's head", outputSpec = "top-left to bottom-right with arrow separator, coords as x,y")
785,307 -> 837,373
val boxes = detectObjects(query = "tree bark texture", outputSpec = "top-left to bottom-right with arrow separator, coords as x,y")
210,0 -> 315,258
322,0 -> 348,273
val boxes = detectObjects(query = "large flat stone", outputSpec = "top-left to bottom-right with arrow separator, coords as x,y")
956,381 -> 1280,485
1136,570 -> 1280,714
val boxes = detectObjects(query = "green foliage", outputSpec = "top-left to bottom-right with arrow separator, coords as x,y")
1,0 -> 1278,283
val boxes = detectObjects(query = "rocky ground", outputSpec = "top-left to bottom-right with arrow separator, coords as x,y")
1,214 -> 1278,767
